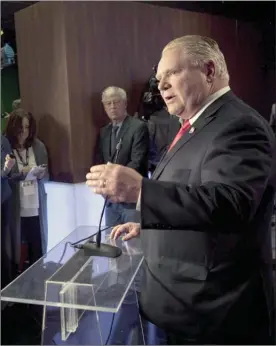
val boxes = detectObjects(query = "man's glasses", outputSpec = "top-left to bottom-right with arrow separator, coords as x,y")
103,100 -> 122,107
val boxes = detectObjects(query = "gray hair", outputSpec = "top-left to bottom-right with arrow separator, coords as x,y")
102,86 -> 127,102
12,98 -> 21,110
163,35 -> 229,82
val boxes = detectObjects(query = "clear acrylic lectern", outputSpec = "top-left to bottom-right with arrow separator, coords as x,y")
1,226 -> 145,345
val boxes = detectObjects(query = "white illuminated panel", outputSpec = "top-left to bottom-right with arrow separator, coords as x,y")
74,182 -> 106,228
45,182 -> 105,251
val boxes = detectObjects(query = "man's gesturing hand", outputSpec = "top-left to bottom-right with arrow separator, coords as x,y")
86,164 -> 142,204
110,222 -> 141,241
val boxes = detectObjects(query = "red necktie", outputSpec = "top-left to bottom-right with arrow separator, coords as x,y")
168,120 -> 191,152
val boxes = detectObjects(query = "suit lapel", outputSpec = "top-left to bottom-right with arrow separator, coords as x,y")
151,147 -> 169,179
152,116 -> 214,180
152,91 -> 234,180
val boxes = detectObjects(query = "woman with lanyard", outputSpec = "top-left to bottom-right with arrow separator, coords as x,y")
5,108 -> 49,276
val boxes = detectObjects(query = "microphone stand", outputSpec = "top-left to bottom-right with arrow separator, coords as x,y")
81,139 -> 123,258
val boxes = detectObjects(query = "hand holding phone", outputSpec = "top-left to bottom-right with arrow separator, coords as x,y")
35,164 -> 47,179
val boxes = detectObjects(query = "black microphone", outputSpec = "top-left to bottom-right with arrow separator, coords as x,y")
81,138 -> 123,258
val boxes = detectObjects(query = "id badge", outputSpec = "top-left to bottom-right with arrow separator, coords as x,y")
22,181 -> 36,196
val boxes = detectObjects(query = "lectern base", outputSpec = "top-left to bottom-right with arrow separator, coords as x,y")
82,241 -> 122,258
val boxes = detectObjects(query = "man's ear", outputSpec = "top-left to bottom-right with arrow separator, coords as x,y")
204,60 -> 216,83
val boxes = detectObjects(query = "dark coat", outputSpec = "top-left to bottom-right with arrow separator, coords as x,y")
139,91 -> 276,343
97,115 -> 149,177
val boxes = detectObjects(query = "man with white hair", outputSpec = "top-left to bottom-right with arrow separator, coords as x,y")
96,86 -> 149,226
88,36 -> 275,344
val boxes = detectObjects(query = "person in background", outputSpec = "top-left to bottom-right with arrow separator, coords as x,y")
137,66 -> 180,174
147,108 -> 180,173
96,86 -> 149,227
87,35 -> 276,344
12,99 -> 22,111
1,135 -> 16,287
5,108 -> 49,274
1,42 -> 15,67
1,99 -> 21,120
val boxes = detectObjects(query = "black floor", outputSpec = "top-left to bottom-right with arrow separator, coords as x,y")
1,303 -> 43,345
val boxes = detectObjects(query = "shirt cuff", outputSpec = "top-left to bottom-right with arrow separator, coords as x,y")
136,189 -> 141,211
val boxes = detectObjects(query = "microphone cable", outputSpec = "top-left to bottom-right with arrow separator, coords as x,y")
95,138 -> 122,248
71,138 -> 123,251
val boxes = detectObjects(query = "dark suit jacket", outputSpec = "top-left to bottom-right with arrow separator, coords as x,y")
139,91 -> 276,343
270,103 -> 276,135
97,115 -> 149,177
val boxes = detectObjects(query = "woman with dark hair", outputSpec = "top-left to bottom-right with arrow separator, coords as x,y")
5,108 -> 49,275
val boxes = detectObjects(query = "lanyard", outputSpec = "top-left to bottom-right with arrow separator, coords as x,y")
15,148 -> 29,167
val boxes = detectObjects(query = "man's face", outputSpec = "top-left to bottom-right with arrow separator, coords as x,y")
102,95 -> 127,123
156,48 -> 211,119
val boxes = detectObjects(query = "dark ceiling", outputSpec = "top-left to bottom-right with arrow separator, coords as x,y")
1,1 -> 37,30
147,1 -> 275,23
1,1 -> 37,48
2,1 -> 275,31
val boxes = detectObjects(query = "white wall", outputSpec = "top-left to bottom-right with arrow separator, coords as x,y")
45,182 -> 105,251
74,183 -> 106,228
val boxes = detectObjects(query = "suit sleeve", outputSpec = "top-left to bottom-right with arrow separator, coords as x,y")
126,122 -> 149,174
1,136 -> 23,181
141,116 -> 275,233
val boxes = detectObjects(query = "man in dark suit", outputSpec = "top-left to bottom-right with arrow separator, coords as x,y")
87,36 -> 276,344
96,86 -> 149,227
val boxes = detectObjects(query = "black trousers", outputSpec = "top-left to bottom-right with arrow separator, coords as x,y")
21,216 -> 43,265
